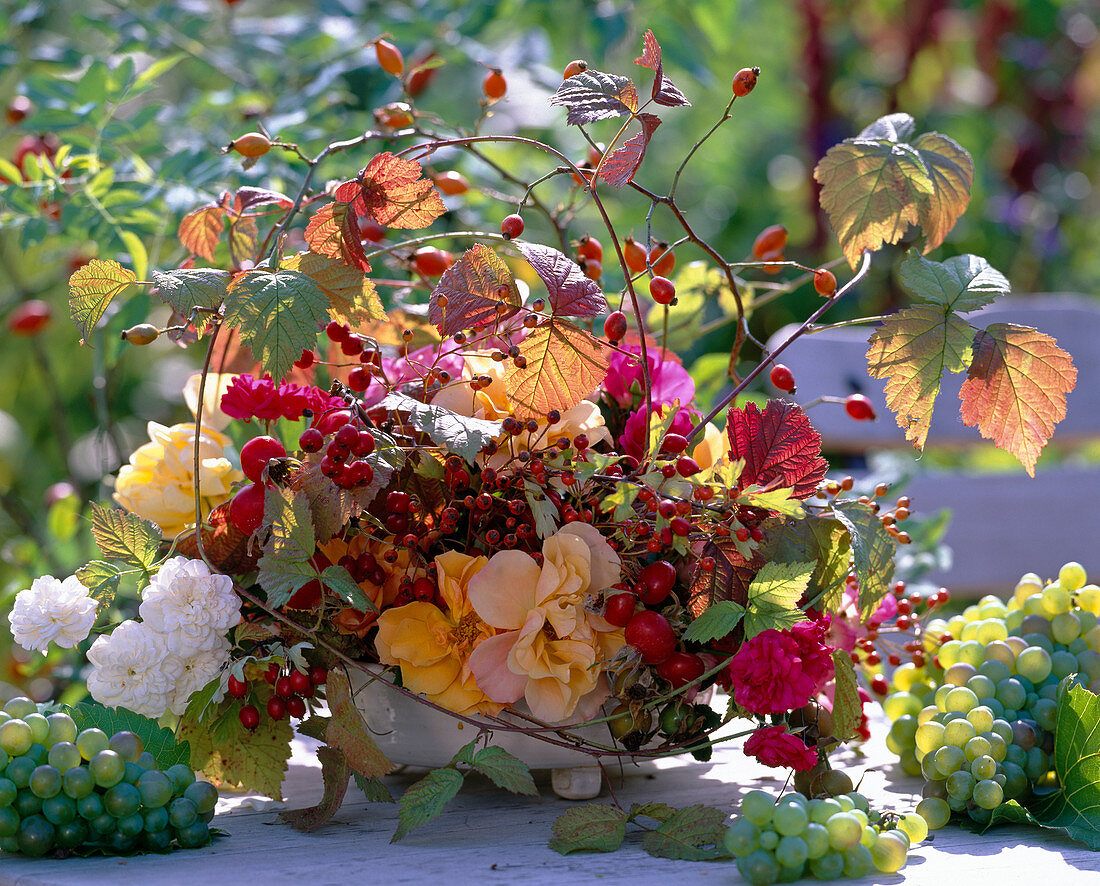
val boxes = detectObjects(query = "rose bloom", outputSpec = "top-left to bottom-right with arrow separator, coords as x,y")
374,551 -> 503,716
362,343 -> 465,409
139,556 -> 242,654
8,574 -> 98,654
743,725 -> 818,771
603,343 -> 695,408
168,637 -> 232,716
318,536 -> 423,633
86,620 -> 185,719
620,403 -> 720,465
113,422 -> 243,539
182,371 -> 238,432
431,351 -> 609,469
727,625 -> 820,715
467,524 -> 625,723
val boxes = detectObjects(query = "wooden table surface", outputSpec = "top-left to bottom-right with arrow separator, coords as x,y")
2,717 -> 1097,886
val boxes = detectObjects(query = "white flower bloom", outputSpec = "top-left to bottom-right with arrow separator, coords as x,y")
140,557 -> 241,655
86,620 -> 185,718
169,636 -> 231,716
8,575 -> 98,654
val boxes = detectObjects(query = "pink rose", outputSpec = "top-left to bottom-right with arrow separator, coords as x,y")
744,725 -> 817,771
727,619 -> 835,715
619,404 -> 699,460
603,344 -> 694,408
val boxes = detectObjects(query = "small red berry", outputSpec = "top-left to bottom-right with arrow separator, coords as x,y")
299,427 -> 323,453
483,69 -> 507,101
669,516 -> 691,537
286,696 -> 307,720
675,456 -> 700,477
638,560 -> 676,605
229,483 -> 267,535
576,234 -> 603,264
7,300 -> 52,336
649,275 -> 676,305
412,247 -> 453,277
603,592 -> 637,627
275,676 -> 293,698
266,697 -> 287,720
227,675 -> 248,699
649,243 -> 675,276
844,394 -> 876,422
623,237 -> 648,274
625,611 -> 677,664
434,171 -> 469,195
239,705 -> 260,731
563,59 -> 588,79
373,38 -> 404,76
240,436 -> 287,483
660,433 -> 688,455
500,214 -> 524,240
326,320 -> 349,342
656,652 -> 706,689
294,348 -> 316,369
731,66 -> 760,97
309,666 -> 328,686
752,225 -> 787,259
769,363 -> 796,393
603,311 -> 628,343
289,670 -> 311,694
814,268 -> 837,297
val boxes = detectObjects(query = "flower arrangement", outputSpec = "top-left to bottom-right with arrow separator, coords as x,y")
2,29 -> 1079,868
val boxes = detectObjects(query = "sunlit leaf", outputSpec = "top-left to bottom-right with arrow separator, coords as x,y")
470,746 -> 537,796
304,201 -> 371,272
178,205 -> 225,261
228,215 -> 259,267
831,651 -> 862,741
68,259 -> 137,342
515,241 -> 607,317
281,251 -> 382,324
641,804 -> 727,861
898,250 -> 1009,313
89,503 -> 162,569
257,486 -> 317,609
687,539 -> 762,625
505,320 -> 609,420
760,515 -> 851,613
598,114 -> 662,188
428,244 -> 520,335
380,391 -> 503,462
682,600 -> 745,644
344,152 -> 446,230
549,69 -> 639,124
233,186 -> 293,214
633,29 -> 690,107
832,500 -> 895,618
75,561 -> 121,610
151,268 -> 229,332
726,400 -> 828,500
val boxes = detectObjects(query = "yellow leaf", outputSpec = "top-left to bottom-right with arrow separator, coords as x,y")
68,258 -> 137,342
505,320 -> 609,420
282,250 -> 383,324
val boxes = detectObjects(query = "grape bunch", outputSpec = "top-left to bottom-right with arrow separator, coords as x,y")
877,560 -> 1098,827
0,697 -> 217,857
724,788 -> 927,884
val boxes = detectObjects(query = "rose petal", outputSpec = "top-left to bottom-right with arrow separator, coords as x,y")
468,550 -> 541,629
468,632 -> 526,703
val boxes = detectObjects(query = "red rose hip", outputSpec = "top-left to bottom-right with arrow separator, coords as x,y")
625,611 -> 677,664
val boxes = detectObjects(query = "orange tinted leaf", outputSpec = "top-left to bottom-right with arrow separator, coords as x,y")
68,258 -> 137,342
178,206 -> 225,261
304,201 -> 371,272
349,152 -> 446,230
228,215 -> 259,267
598,114 -> 662,188
549,70 -> 639,124
233,186 -> 293,214
428,244 -> 520,336
687,539 -> 761,632
516,241 -> 608,317
959,323 -> 1077,476
505,320 -> 609,420
867,305 -> 973,449
282,251 -> 383,324
175,501 -> 258,574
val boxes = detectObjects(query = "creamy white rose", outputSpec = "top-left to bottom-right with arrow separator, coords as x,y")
140,557 -> 241,654
86,620 -> 185,718
8,575 -> 98,654
169,636 -> 231,716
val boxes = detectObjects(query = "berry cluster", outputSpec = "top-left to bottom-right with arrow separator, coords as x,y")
232,664 -> 328,730
300,410 -> 376,490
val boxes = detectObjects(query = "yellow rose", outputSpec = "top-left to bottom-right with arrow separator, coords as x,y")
692,422 -> 728,471
113,422 -> 243,539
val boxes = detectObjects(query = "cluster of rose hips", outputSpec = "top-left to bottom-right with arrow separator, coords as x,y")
228,435 -> 288,536
321,320 -> 382,393
231,664 -> 328,730
299,410 -> 377,490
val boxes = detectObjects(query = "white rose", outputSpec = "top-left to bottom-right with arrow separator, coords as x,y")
169,637 -> 231,716
8,575 -> 98,654
140,557 -> 241,655
86,620 -> 185,718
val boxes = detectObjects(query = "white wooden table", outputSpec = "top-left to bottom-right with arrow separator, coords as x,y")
2,718 -> 1097,885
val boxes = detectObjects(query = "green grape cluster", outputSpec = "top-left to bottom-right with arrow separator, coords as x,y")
879,561 -> 1098,827
0,697 -> 218,858
724,789 -> 926,884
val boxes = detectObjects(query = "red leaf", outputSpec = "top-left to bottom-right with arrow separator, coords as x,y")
633,29 -> 690,107
598,114 -> 662,188
687,540 -> 762,637
178,206 -> 225,261
175,502 -> 258,574
958,323 -> 1077,477
515,241 -> 608,317
341,152 -> 446,230
428,244 -> 520,336
727,400 -> 829,500
234,187 -> 293,214
304,202 -> 371,272
548,70 -> 639,125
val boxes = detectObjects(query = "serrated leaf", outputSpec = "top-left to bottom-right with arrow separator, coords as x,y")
174,501 -> 257,574
178,205 -> 225,261
548,804 -> 629,854
549,70 -> 639,124
151,268 -> 229,332
380,391 -> 502,462
641,804 -> 728,861
898,250 -> 1009,313
629,801 -> 678,823
428,244 -> 520,335
831,650 -> 861,740
515,240 -> 608,318
180,675 -> 223,725
737,486 -> 805,518
959,323 -> 1077,477
223,269 -> 330,381
449,740 -> 478,767
321,565 -> 375,612
524,480 -> 559,539
505,320 -> 609,420
75,560 -> 121,609
392,768 -> 465,842
354,772 -> 394,803
598,114 -> 662,188
759,516 -> 851,613
68,259 -> 138,341
633,30 -> 690,107
911,130 -> 974,253
832,500 -> 895,618
867,305 -> 974,449
279,746 -> 349,832
748,560 -> 814,609
344,152 -> 446,230
233,186 -> 293,213
687,539 -> 762,624
67,702 -> 190,768
281,251 -> 383,325
742,603 -> 807,640
325,670 -> 393,779
304,201 -> 371,272
257,486 -> 317,609
89,503 -> 162,569
682,600 -> 745,644
600,483 -> 639,523
471,746 -> 538,796
726,400 -> 828,500
229,215 -> 259,266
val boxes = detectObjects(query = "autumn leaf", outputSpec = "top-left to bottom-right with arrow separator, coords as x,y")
898,250 -> 1010,313
832,500 -> 895,618
959,323 -> 1077,476
830,652 -> 862,741
427,244 -> 520,335
151,268 -> 229,332
324,670 -> 393,779
293,450 -> 391,542
257,485 -> 317,609
233,186 -> 293,214
633,30 -> 690,107
867,305 -> 974,449
504,320 -> 609,420
814,113 -> 973,267
342,152 -> 446,230
223,268 -> 330,381
304,201 -> 371,272
228,214 -> 259,267
281,251 -> 383,325
515,241 -> 608,317
686,539 -> 762,624
68,259 -> 138,342
549,69 -> 639,124
598,114 -> 662,188
178,205 -> 225,261
279,746 -> 348,832
175,501 -> 257,574
726,400 -> 829,500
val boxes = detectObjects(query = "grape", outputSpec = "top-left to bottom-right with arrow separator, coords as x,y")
772,802 -> 808,836
6,756 -> 35,790
44,714 -> 77,748
970,754 -> 997,780
946,770 -> 975,799
0,720 -> 33,757
725,817 -> 760,857
775,834 -> 808,867
143,828 -> 174,852
15,790 -> 43,817
741,789 -> 776,826
944,719 -> 976,747
47,741 -> 81,773
843,843 -> 873,877
76,793 -> 103,821
55,819 -> 88,849
1051,650 -> 1078,679
137,769 -> 174,808
88,750 -> 125,788
933,745 -> 967,777
28,765 -> 62,799
117,812 -> 145,838
1032,698 -> 1058,731
136,751 -> 157,771
809,850 -> 846,880
916,797 -> 950,830
108,731 -> 144,763
0,778 -> 15,807
16,814 -> 54,857
803,821 -> 830,858
870,831 -> 909,873
143,806 -> 169,833
0,808 -> 18,838
915,720 -> 945,755
104,782 -> 142,818
759,829 -> 780,850
945,687 -> 979,712
825,812 -> 863,850
973,779 -> 1004,809
1017,647 -> 1053,683
2,698 -> 36,719
41,794 -> 76,826
75,728 -> 109,761
738,848 -> 781,885
166,763 -> 196,795
22,714 -> 49,746
966,706 -> 995,734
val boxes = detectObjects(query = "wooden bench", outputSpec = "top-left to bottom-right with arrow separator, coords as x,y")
765,294 -> 1100,597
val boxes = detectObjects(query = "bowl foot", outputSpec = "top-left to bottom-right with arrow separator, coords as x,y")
550,766 -> 602,800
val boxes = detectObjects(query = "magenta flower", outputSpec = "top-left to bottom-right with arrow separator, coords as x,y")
603,344 -> 694,408
618,404 -> 699,460
727,619 -> 835,715
220,375 -> 343,423
743,725 -> 818,771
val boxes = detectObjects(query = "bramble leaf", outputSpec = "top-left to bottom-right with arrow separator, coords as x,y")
505,320 -> 609,420
760,515 -> 851,613
524,480 -> 559,540
428,244 -> 520,335
67,702 -> 191,769
598,114 -> 662,188
867,304 -> 973,449
89,503 -> 162,569
354,773 -> 394,804
515,241 -> 608,317
321,565 -> 375,612
392,768 -> 465,842
75,560 -> 121,610
549,70 -> 639,124
223,268 -> 330,381
233,186 -> 293,213
279,746 -> 349,832
726,400 -> 829,500
174,501 -> 257,574
959,323 -> 1076,477
832,500 -> 895,618
228,215 -> 259,267
69,259 -> 138,342
743,561 -> 812,639
687,539 -> 762,623
682,600 -> 745,644
898,250 -> 1009,313
633,30 -> 690,107
257,486 -> 317,609
471,746 -> 538,796
281,251 -> 382,325
343,152 -> 446,230
304,201 -> 371,272
151,268 -> 229,332
178,205 -> 225,261
641,804 -> 728,861
380,391 -> 503,462
324,670 -> 392,779
293,453 -> 391,542
548,804 -> 629,854
831,651 -> 862,741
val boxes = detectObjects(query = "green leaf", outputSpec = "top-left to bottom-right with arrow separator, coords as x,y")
748,560 -> 814,609
1022,681 -> 1100,848
353,773 -> 394,804
742,604 -> 807,640
682,600 -> 746,644
89,504 -> 162,570
133,53 -> 185,92
831,651 -> 862,741
257,487 -> 317,609
119,230 -> 148,283
180,675 -> 223,725
832,500 -> 895,619
449,740 -> 479,768
600,483 -> 640,523
641,804 -> 729,861
548,804 -> 629,855
379,391 -> 502,463
152,268 -> 230,331
897,250 -> 1009,314
69,259 -> 138,343
759,516 -> 851,613
525,480 -> 559,540
629,802 -> 678,823
75,560 -> 121,610
321,565 -> 375,613
471,746 -> 538,796
737,485 -> 805,518
392,768 -> 465,842
867,304 -> 974,449
223,268 -> 330,381
279,746 -> 349,832
66,702 -> 190,769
